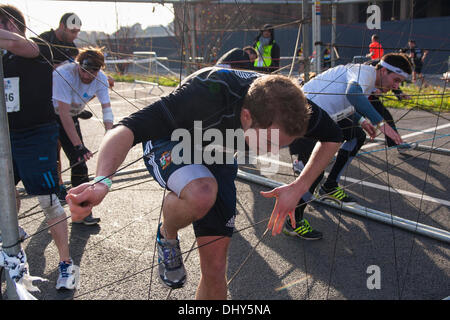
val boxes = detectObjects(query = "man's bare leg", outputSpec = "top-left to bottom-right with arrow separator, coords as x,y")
196,235 -> 230,300
159,177 -> 218,239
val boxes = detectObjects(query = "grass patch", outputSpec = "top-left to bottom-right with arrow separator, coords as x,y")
381,83 -> 450,113
109,72 -> 180,87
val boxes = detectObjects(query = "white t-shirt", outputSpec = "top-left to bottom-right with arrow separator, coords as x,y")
52,62 -> 110,116
302,64 -> 376,122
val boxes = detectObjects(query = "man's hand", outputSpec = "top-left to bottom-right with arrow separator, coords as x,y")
74,144 -> 93,162
379,122 -> 403,145
107,76 -> 115,88
66,182 -> 109,222
260,184 -> 303,236
361,120 -> 376,140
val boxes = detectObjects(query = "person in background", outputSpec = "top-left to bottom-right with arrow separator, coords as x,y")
366,34 -> 384,61
253,24 -> 280,73
52,47 -> 114,226
243,46 -> 257,65
322,46 -> 331,70
402,39 -> 428,85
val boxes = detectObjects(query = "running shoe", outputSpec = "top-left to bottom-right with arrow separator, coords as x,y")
77,110 -> 93,120
72,213 -> 100,226
57,185 -> 68,203
283,218 -> 323,240
318,185 -> 357,205
56,259 -> 80,290
156,223 -> 186,289
397,142 -> 418,153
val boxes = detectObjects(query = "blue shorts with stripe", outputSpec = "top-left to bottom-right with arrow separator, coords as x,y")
142,139 -> 238,238
11,122 -> 59,195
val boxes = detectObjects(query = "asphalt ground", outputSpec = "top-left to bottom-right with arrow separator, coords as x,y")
2,81 -> 449,301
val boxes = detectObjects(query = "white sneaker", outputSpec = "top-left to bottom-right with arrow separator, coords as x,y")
56,260 -> 80,290
397,142 -> 418,152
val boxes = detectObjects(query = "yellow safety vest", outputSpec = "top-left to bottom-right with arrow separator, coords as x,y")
254,41 -> 273,68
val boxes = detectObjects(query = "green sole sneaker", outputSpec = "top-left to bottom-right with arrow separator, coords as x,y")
283,219 -> 323,240
318,186 -> 357,206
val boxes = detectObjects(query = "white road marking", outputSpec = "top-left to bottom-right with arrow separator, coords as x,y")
362,123 -> 450,149
254,158 -> 450,207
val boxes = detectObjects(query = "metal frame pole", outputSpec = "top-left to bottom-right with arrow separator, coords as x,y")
313,0 -> 321,73
302,0 -> 311,82
0,55 -> 21,299
331,0 -> 337,67
236,169 -> 450,244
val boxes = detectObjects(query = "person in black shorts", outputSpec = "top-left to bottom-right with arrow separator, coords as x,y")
0,4 -> 79,290
401,39 -> 428,85
66,67 -> 342,299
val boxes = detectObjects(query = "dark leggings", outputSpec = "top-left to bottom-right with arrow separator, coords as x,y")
289,137 -> 324,221
323,117 -> 366,189
57,116 -> 89,188
288,118 -> 366,221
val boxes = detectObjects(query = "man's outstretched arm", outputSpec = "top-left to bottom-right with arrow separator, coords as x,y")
66,125 -> 134,221
262,141 -> 340,235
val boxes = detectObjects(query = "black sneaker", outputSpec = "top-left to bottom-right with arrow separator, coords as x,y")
156,223 -> 186,289
283,219 -> 323,240
72,213 -> 100,226
77,110 -> 93,120
57,185 -> 68,203
318,185 -> 357,205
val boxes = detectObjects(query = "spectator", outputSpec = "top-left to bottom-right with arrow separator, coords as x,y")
0,4 -> 79,290
297,47 -> 306,75
402,39 -> 428,84
253,24 -> 280,73
322,46 -> 331,69
53,47 -> 114,226
366,34 -> 384,60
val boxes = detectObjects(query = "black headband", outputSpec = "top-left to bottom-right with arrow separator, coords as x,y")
80,57 -> 100,71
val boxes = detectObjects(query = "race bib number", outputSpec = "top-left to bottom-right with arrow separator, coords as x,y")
4,77 -> 20,112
